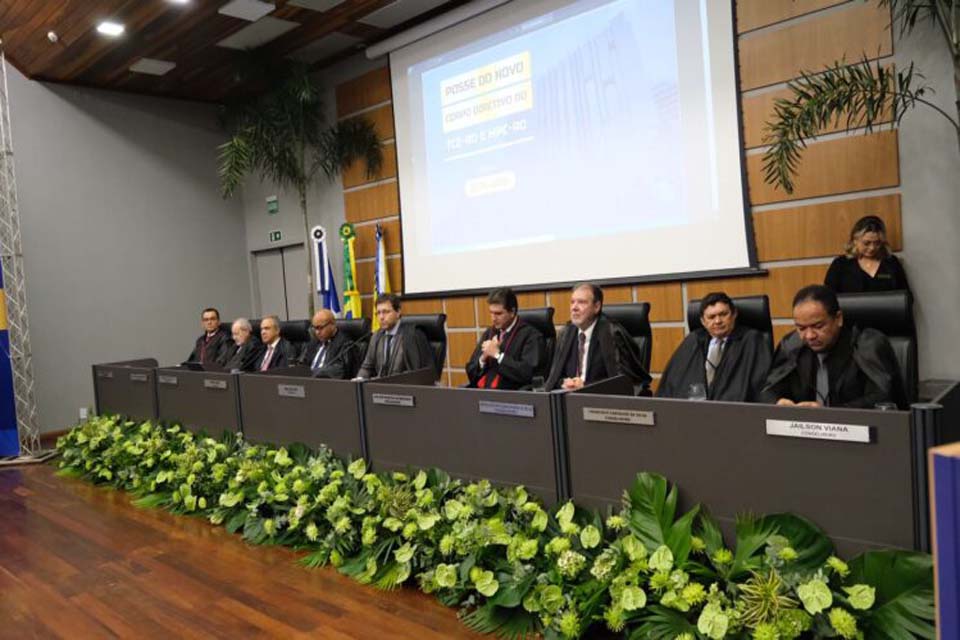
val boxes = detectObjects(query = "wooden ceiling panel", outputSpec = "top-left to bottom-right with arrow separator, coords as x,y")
0,0 -> 465,102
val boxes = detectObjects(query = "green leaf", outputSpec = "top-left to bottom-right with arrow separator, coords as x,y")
487,571 -> 535,608
847,550 -> 935,639
758,513 -> 834,573
131,493 -> 169,509
629,604 -> 699,639
725,513 -> 778,580
460,602 -> 540,640
626,472 -> 699,566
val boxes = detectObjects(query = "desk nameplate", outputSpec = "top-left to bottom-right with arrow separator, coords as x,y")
372,393 -> 415,407
766,419 -> 872,444
158,375 -> 178,386
583,407 -> 655,426
478,400 -> 535,418
278,384 -> 306,399
203,379 -> 228,390
129,373 -> 149,383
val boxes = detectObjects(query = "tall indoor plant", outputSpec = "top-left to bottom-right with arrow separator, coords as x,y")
218,60 -> 383,315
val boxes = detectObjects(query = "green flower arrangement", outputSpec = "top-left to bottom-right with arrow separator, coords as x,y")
57,416 -> 935,639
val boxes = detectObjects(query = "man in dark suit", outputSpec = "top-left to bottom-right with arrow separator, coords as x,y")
300,309 -> 356,379
545,283 -> 651,391
187,307 -> 231,366
356,294 -> 434,380
256,315 -> 297,372
657,292 -> 772,402
761,285 -> 906,408
466,288 -> 545,390
222,318 -> 264,372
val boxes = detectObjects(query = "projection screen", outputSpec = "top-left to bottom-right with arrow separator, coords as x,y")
390,0 -> 754,295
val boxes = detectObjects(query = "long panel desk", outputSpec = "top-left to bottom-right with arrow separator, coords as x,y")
155,367 -> 240,438
238,368 -> 364,459
563,391 -> 921,556
362,372 -> 561,506
90,358 -> 960,554
92,358 -> 159,421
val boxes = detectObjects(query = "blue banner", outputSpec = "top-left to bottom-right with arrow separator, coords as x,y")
0,263 -> 19,456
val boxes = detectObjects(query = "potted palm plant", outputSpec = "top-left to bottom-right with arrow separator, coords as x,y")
218,60 -> 384,315
762,0 -> 959,193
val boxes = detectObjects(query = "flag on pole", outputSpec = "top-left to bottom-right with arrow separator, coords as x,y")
0,263 -> 19,456
372,223 -> 392,331
339,223 -> 362,320
310,225 -> 341,315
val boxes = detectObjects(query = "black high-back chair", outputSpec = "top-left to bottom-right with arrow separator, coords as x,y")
402,313 -> 448,380
837,291 -> 917,404
335,317 -> 372,378
280,319 -> 312,361
602,303 -> 652,372
517,307 -> 556,378
687,294 -> 774,352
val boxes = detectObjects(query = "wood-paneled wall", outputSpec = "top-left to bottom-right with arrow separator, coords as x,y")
334,0 -> 901,388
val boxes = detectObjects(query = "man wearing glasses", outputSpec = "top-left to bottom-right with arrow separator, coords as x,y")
187,307 -> 231,367
300,309 -> 356,379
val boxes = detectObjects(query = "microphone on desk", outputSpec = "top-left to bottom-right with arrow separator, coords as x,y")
311,336 -> 368,378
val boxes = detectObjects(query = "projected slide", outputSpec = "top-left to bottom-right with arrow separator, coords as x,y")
392,0 -> 752,295
419,1 -> 683,254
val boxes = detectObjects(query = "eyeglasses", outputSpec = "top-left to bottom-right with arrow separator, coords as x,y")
312,323 -> 332,331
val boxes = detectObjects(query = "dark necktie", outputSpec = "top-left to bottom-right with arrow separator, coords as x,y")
381,334 -> 394,376
576,332 -> 586,378
816,353 -> 830,406
311,342 -> 327,371
705,338 -> 724,389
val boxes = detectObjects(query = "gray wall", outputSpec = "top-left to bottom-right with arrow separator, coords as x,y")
6,63 -> 251,432
896,22 -> 960,380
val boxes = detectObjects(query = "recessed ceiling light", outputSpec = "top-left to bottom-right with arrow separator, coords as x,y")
169,0 -> 190,4
96,21 -> 125,37
130,58 -> 177,76
219,0 -> 274,22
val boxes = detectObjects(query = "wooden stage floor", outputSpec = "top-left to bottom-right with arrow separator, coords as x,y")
0,464 -> 484,639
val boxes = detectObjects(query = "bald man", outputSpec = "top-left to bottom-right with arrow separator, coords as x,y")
299,309 -> 357,379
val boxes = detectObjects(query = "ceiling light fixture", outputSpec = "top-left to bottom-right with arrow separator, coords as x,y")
96,21 -> 125,37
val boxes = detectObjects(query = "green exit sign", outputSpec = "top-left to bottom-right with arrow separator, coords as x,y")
268,230 -> 282,243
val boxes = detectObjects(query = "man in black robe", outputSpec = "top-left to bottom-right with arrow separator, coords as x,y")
300,309 -> 356,379
187,307 -> 231,366
761,284 -> 906,408
657,292 -> 771,402
356,294 -> 434,379
545,283 -> 651,392
466,288 -> 546,390
223,318 -> 264,372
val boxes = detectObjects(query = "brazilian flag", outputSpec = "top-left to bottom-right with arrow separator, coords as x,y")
340,223 -> 363,320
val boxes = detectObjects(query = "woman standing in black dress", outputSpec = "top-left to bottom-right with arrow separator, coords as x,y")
824,215 -> 910,294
